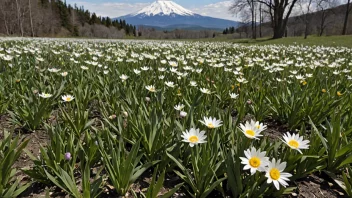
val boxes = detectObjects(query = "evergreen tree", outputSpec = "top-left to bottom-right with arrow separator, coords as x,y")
133,26 -> 136,36
90,13 -> 98,24
106,17 -> 112,27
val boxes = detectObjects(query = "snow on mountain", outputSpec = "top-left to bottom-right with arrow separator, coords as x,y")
132,0 -> 195,17
116,0 -> 239,30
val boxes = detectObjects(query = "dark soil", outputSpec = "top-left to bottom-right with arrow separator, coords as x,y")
287,174 -> 348,198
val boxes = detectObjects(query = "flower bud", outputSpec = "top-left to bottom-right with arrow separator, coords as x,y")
180,111 -> 187,118
247,99 -> 252,105
64,152 -> 71,161
109,114 -> 116,120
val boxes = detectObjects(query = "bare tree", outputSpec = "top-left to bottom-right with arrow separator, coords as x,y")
15,0 -> 24,36
259,3 -> 263,37
342,0 -> 352,35
316,0 -> 336,36
28,0 -> 34,37
230,0 -> 257,39
298,0 -> 314,39
257,0 -> 299,38
0,1 -> 10,35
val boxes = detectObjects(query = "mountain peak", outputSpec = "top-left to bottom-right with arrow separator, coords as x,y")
132,0 -> 195,17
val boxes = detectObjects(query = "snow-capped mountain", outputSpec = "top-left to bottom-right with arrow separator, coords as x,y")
116,0 -> 239,30
133,0 -> 195,17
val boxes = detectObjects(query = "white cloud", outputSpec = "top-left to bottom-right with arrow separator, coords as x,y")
65,1 -> 150,18
65,0 -> 239,21
190,1 -> 239,21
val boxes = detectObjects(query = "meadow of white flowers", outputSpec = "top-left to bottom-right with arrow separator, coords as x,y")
0,38 -> 352,197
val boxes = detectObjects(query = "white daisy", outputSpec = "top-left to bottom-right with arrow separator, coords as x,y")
48,68 -> 60,73
265,159 -> 292,190
169,61 -> 178,67
255,121 -> 267,131
295,74 -> 305,80
61,94 -> 75,102
181,128 -> 207,147
120,74 -> 129,81
39,93 -> 52,98
199,116 -> 223,129
282,132 -> 310,154
239,120 -> 266,139
165,81 -> 175,88
240,147 -> 269,175
229,93 -> 239,99
180,111 -> 187,117
141,66 -> 150,71
190,81 -> 197,87
200,88 -> 211,94
145,85 -> 156,92
133,69 -> 141,75
174,103 -> 185,111
158,67 -> 166,72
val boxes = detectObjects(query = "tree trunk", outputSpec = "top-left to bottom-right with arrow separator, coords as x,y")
254,6 -> 257,39
342,0 -> 350,35
259,4 -> 262,38
251,0 -> 256,39
28,0 -> 34,37
15,0 -> 23,36
319,11 -> 326,36
271,0 -> 298,39
0,3 -> 9,35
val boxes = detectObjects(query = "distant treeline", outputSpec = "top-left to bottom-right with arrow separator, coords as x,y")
0,0 -> 137,38
223,27 -> 236,34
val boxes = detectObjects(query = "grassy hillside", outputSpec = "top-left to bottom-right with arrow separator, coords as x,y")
249,35 -> 352,47
192,35 -> 352,48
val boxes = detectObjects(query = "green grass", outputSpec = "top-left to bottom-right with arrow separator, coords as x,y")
192,35 -> 352,48
250,35 -> 352,47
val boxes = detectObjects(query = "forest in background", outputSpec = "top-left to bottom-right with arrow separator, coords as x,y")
225,0 -> 352,39
0,0 -> 137,38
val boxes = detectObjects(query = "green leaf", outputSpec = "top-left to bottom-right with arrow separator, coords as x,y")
160,183 -> 184,198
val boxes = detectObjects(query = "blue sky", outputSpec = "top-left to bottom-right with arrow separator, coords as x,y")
65,0 -> 238,20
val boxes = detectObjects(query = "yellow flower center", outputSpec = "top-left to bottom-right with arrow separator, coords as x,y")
269,168 -> 281,180
150,88 -> 155,92
66,97 -> 71,101
288,140 -> 299,148
189,135 -> 199,143
207,123 -> 215,128
337,91 -> 342,96
249,157 -> 261,168
245,129 -> 255,137
322,89 -> 326,93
